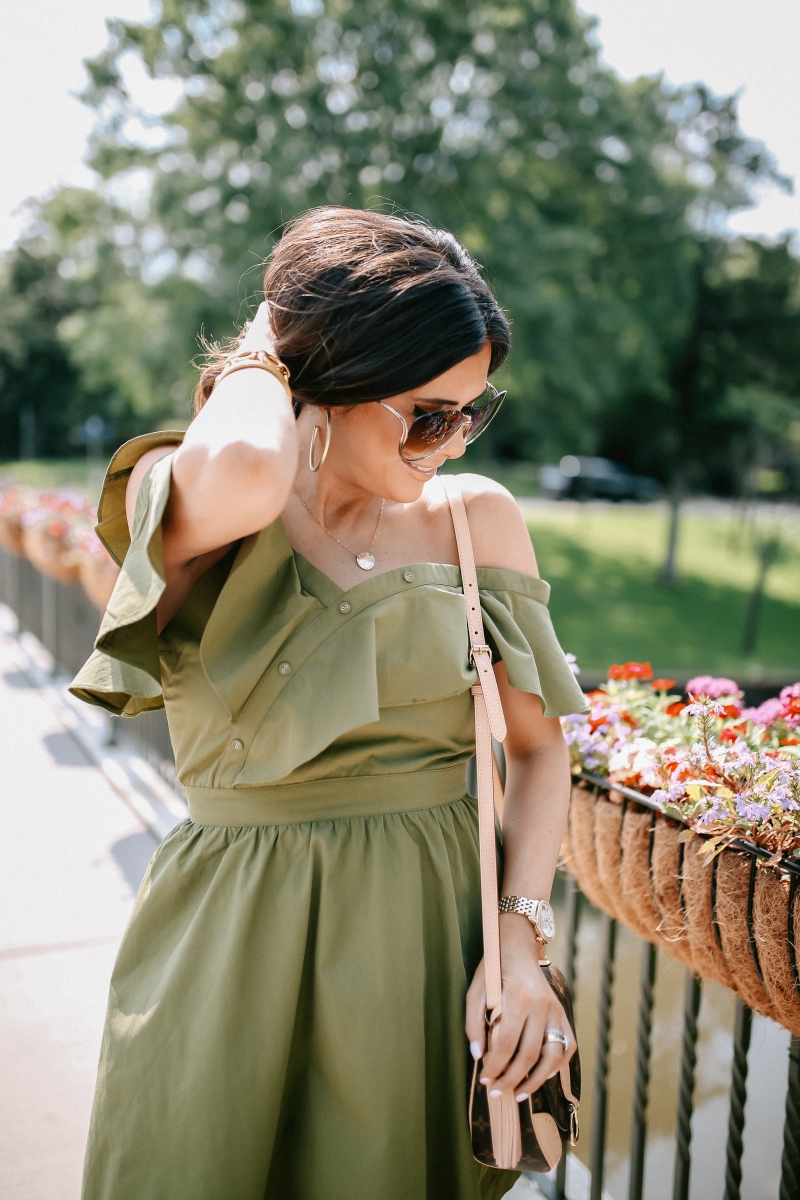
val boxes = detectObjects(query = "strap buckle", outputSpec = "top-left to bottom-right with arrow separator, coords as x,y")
469,644 -> 492,665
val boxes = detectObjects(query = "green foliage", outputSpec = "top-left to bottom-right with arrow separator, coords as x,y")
597,237 -> 800,495
1,0 -> 798,483
0,237 -> 85,459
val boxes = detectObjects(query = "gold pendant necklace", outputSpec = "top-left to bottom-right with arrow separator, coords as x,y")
292,487 -> 385,571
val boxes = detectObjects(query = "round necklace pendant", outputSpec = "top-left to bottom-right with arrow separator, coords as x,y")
356,551 -> 376,571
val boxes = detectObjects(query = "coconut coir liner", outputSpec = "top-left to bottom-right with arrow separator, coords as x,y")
595,799 -> 656,936
593,798 -> 626,922
620,807 -> 667,947
752,867 -> 800,1036
650,819 -> 695,967
567,786 -> 613,912
715,850 -> 778,1021
681,837 -> 735,989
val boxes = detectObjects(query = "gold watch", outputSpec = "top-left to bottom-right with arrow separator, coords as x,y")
499,896 -> 556,943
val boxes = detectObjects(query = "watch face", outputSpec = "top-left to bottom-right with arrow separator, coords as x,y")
538,901 -> 556,942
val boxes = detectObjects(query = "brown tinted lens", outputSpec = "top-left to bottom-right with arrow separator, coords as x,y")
402,409 -> 466,461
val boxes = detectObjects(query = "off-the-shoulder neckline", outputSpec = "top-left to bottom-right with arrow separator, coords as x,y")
278,514 -> 545,604
291,548 -> 549,609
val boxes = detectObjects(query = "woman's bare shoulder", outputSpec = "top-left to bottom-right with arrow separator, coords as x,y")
447,472 -> 539,576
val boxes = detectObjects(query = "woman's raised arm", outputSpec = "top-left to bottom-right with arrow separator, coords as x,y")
125,303 -> 298,628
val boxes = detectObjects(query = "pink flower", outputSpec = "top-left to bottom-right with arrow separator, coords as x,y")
741,697 -> 784,727
685,675 -> 743,700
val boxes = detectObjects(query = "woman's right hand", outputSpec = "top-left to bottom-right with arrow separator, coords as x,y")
236,301 -> 279,357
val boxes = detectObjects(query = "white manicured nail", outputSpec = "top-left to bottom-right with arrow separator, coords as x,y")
470,1041 -> 483,1061
516,1092 -> 529,1102
489,1089 -> 502,1098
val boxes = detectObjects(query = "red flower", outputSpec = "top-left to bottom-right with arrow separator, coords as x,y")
666,702 -> 688,717
780,737 -> 800,746
719,703 -> 742,719
651,678 -> 676,691
719,729 -> 739,743
585,689 -> 607,700
620,711 -> 639,728
608,661 -> 653,681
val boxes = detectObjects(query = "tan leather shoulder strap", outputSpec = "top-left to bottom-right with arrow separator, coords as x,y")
442,475 -> 505,1013
441,478 -> 507,741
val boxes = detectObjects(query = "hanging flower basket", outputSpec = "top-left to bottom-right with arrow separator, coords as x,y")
0,482 -> 122,611
0,485 -> 35,556
21,515 -> 81,585
561,663 -> 800,1036
565,775 -> 800,1033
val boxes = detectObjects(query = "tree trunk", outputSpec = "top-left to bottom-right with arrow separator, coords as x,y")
741,535 -> 779,656
659,478 -> 683,587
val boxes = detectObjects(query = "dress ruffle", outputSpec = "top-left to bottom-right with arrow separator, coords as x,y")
70,434 -> 587,758
71,435 -> 182,716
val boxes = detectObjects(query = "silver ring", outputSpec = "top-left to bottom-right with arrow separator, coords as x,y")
542,1029 -> 568,1049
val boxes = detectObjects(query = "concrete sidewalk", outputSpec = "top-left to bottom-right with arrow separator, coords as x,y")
0,626 -> 160,1200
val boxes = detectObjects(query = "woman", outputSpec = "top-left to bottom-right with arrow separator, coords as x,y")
71,207 -> 587,1200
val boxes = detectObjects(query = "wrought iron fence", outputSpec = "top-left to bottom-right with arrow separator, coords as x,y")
0,545 -> 175,773
540,775 -> 800,1200
1,543 -> 797,1198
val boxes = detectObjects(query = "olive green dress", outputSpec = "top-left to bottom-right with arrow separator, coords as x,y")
70,434 -> 587,1200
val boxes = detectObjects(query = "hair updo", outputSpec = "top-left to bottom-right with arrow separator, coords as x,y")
195,207 -> 510,412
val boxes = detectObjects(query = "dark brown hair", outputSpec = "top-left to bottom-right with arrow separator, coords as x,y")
195,207 -> 510,412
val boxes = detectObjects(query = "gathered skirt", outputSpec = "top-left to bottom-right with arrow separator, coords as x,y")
81,792 -> 519,1200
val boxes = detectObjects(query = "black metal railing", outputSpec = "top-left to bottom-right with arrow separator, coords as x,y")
537,774 -> 800,1200
0,545 -> 175,775
2,543 -> 797,1198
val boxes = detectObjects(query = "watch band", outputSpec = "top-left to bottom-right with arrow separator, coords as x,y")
499,895 -> 553,942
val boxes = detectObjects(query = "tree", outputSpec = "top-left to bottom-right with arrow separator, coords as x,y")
0,232 -> 87,460
596,236 -> 800,584
1,0 -> 789,475
62,0 -> 775,446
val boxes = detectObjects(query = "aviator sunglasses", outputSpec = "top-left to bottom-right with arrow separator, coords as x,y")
379,383 -> 506,464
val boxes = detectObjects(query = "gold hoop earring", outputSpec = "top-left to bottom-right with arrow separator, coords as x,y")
308,409 -> 332,472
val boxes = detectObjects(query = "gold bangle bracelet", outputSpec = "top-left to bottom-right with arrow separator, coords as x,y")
213,350 -> 292,402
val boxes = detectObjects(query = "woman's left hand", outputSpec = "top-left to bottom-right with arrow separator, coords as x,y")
465,915 -> 574,1100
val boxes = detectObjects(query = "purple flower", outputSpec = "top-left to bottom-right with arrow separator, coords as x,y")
734,797 -> 771,822
697,802 -> 726,827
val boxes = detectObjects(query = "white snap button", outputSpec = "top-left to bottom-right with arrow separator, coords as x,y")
338,601 -> 352,614
232,739 -> 243,751
403,571 -> 414,582
278,662 -> 291,675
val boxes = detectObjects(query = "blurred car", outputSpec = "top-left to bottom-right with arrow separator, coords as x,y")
538,456 -> 660,501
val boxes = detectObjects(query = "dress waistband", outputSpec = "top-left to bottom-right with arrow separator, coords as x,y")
184,763 -> 469,827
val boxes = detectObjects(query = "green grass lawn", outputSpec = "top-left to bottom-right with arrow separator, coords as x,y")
4,458 -> 799,682
523,501 -> 800,682
0,458 -> 99,494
